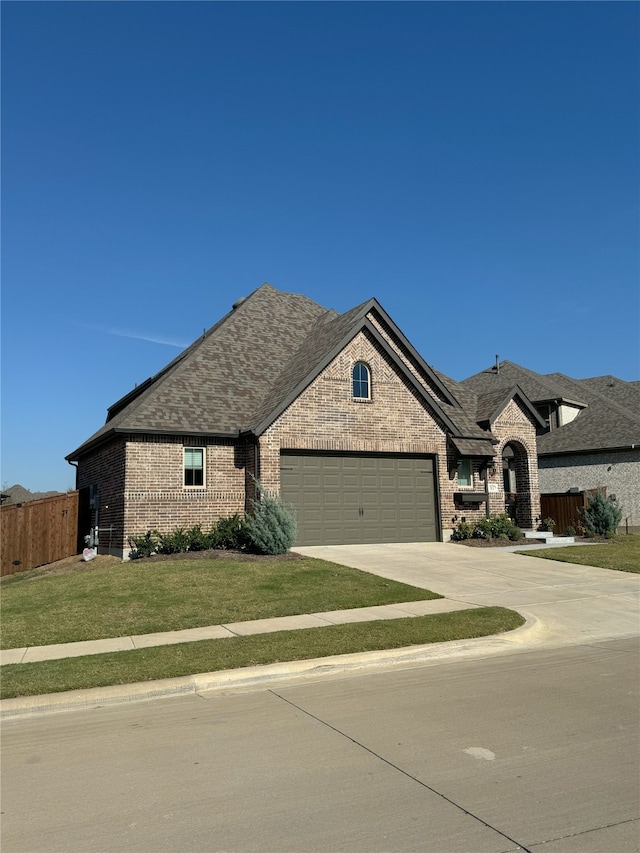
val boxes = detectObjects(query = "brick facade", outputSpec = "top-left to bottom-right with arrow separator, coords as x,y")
76,439 -> 126,555
77,435 -> 248,556
490,399 -> 541,529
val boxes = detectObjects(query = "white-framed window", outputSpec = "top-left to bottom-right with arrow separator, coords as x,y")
457,458 -> 472,487
184,447 -> 205,487
352,362 -> 371,399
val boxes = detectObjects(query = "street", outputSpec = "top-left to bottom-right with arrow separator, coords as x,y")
2,638 -> 639,853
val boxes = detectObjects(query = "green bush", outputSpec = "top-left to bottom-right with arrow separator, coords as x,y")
451,521 -> 474,541
246,480 -> 297,555
582,490 -> 622,537
449,514 -> 521,542
157,527 -> 190,554
473,514 -> 518,540
207,514 -> 249,550
186,525 -> 208,551
539,517 -> 556,533
565,525 -> 577,537
128,530 -> 159,560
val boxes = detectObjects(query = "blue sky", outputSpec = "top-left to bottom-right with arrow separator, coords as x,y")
2,2 -> 638,492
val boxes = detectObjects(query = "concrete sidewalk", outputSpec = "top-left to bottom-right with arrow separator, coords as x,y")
0,596 -> 480,666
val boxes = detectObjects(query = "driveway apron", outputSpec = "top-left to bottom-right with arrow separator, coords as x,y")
293,543 -> 640,647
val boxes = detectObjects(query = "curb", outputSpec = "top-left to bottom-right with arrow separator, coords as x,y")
0,616 -> 550,719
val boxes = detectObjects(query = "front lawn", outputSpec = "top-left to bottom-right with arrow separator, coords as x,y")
1,554 -> 441,649
0,607 -> 524,699
516,534 -> 639,573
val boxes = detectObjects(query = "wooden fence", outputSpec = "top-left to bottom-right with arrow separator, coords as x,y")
1,491 -> 80,577
540,489 -> 604,534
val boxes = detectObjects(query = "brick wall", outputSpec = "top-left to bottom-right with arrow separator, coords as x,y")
76,439 -> 126,554
491,399 -> 541,529
78,435 -> 248,556
123,436 -> 247,548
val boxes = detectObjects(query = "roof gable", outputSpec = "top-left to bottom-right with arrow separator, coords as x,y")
476,385 -> 546,430
249,315 -> 463,436
462,360 -> 639,455
247,299 -> 472,436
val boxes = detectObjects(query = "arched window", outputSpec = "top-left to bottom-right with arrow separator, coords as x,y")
352,362 -> 371,399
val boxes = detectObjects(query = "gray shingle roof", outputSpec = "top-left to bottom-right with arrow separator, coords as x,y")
462,361 -> 640,455
67,284 -> 329,457
67,288 -> 541,460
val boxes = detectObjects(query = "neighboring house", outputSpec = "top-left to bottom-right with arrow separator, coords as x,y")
462,361 -> 640,531
67,284 -> 544,557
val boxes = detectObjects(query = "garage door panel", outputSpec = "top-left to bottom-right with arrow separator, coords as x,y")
281,453 -> 438,546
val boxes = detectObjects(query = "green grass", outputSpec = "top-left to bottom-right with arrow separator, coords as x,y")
516,534 -> 640,573
1,557 -> 441,649
0,608 -> 524,699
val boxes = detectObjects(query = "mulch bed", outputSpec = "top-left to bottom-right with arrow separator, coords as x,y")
451,538 -> 545,548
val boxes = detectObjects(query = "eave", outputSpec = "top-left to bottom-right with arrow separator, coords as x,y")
66,427 -> 240,462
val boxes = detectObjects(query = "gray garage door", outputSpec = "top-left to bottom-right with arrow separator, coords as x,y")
280,452 -> 438,546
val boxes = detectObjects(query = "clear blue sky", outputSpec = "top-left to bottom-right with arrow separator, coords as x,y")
2,2 -> 638,492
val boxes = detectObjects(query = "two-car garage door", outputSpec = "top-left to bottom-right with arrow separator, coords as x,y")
280,452 -> 438,546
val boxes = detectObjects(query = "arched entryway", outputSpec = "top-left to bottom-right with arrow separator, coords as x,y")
501,441 -> 535,529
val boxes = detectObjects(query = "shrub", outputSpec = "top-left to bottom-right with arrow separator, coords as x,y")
508,526 -> 523,541
207,514 -> 249,550
539,517 -> 556,533
451,521 -> 474,541
246,480 -> 297,555
565,525 -> 576,537
186,525 -> 208,551
582,490 -> 622,537
472,514 -> 518,540
157,527 -> 190,554
128,530 -> 158,560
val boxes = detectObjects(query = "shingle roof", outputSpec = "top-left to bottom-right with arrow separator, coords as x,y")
67,287 -> 541,460
462,361 -> 640,455
67,284 -> 329,457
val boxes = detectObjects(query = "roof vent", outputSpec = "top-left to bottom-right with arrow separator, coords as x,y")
232,296 -> 247,310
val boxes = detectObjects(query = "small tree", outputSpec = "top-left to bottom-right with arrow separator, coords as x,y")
582,490 -> 622,537
246,480 -> 297,555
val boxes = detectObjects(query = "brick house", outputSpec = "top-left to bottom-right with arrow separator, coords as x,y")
67,284 -> 543,556
463,361 -> 640,532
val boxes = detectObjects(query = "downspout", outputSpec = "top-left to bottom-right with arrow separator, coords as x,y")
484,459 -> 491,518
67,460 -> 79,489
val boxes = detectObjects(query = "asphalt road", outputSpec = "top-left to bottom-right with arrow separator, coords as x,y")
2,637 -> 639,853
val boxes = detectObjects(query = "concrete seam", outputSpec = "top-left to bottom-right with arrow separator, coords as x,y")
269,688 -> 534,853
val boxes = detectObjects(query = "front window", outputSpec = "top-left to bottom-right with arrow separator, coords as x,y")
352,362 -> 371,399
457,459 -> 472,487
184,447 -> 204,487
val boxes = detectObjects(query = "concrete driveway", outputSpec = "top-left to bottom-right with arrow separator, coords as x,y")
293,543 -> 640,648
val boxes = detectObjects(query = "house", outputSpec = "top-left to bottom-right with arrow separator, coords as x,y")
66,284 -> 544,557
462,361 -> 640,532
